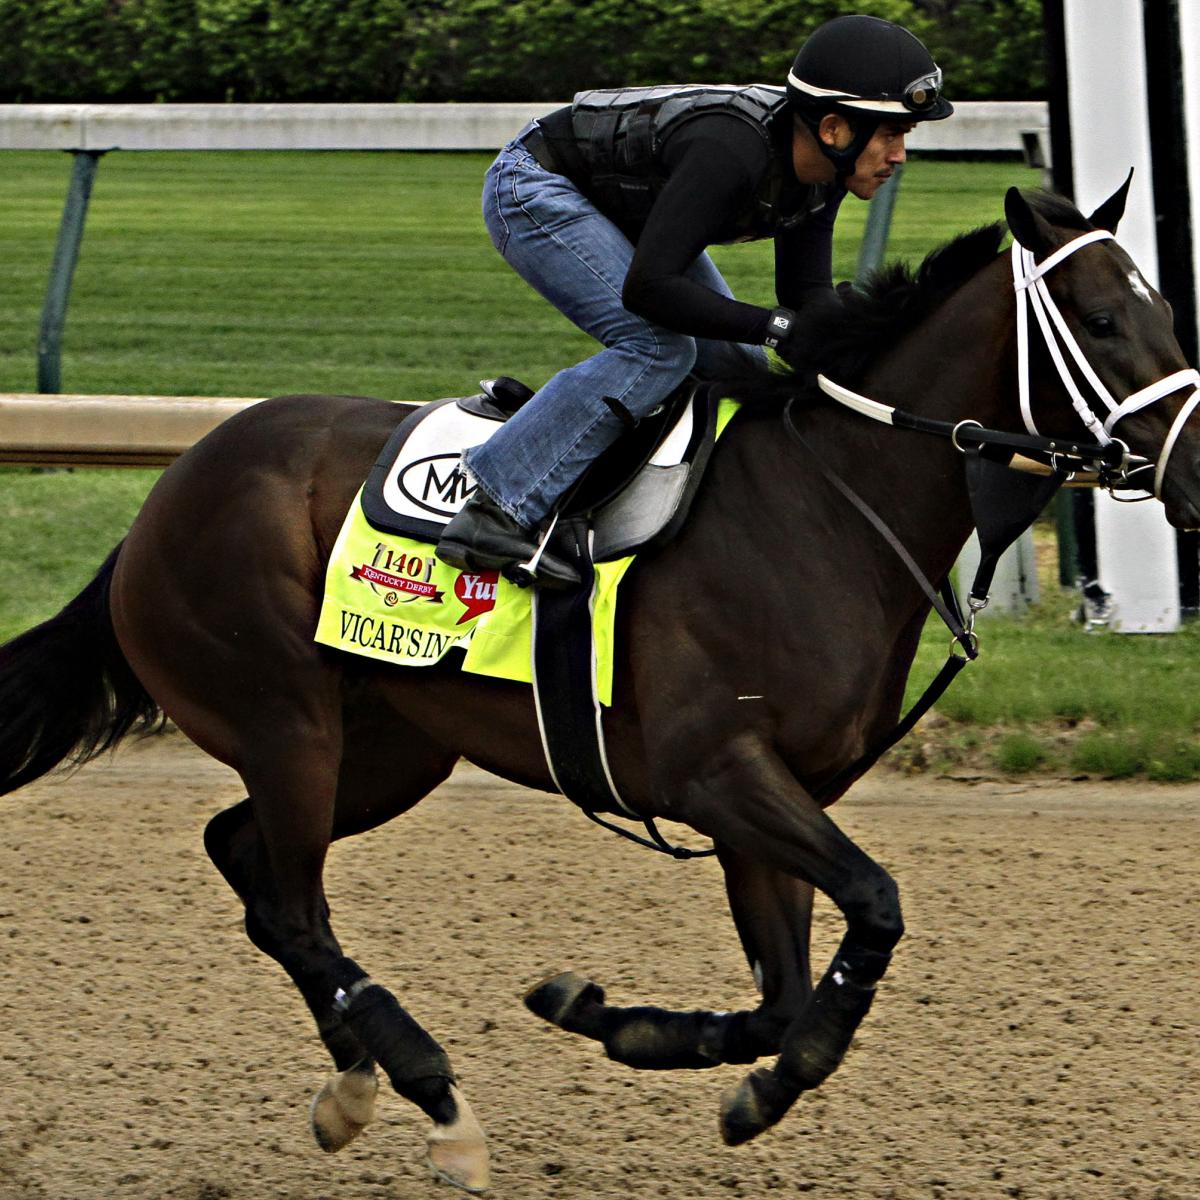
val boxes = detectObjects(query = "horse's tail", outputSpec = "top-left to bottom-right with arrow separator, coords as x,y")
0,542 -> 161,797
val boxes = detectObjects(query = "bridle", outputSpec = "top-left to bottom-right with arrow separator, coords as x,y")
1011,229 -> 1200,497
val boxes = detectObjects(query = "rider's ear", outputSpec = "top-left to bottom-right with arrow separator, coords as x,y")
818,113 -> 846,147
1087,168 -> 1135,233
1004,187 -> 1056,254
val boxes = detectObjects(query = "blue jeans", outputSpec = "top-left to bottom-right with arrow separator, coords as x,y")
464,126 -> 768,528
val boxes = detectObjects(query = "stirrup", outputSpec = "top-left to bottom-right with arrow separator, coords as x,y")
514,511 -> 563,585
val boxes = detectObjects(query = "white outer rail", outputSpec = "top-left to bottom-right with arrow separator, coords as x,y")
0,101 -> 1047,153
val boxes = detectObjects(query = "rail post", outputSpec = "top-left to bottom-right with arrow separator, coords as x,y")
37,148 -> 107,394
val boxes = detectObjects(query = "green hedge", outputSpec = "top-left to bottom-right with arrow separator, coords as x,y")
0,0 -> 1044,104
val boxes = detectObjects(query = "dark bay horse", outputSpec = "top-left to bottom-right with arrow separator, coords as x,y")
3,185 -> 1199,1193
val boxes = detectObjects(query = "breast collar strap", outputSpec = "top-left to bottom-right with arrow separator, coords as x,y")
1012,231 -> 1200,497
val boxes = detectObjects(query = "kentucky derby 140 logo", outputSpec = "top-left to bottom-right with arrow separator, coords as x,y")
351,546 -> 443,607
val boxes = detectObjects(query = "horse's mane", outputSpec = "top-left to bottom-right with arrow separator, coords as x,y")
727,218 -> 1014,409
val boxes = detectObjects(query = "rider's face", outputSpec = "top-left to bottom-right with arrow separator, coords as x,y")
842,120 -> 912,200
794,115 -> 913,197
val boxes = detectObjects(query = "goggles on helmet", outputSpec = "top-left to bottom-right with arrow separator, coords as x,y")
788,66 -> 944,116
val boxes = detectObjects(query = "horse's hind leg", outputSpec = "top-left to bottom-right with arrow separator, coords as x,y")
206,793 -> 382,1150
525,847 -> 814,1069
207,796 -> 386,1152
307,710 -> 463,1158
206,709 -> 487,1192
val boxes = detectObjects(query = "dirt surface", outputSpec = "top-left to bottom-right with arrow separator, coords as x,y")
1,731 -> 1196,1200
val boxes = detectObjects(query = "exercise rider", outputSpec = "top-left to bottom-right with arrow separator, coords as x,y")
437,14 -> 954,588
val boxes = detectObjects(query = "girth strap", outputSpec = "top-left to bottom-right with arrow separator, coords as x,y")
531,520 -> 715,859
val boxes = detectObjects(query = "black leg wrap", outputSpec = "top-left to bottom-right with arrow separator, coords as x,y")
313,958 -> 378,1072
337,981 -> 456,1123
526,973 -> 782,1069
720,1065 -> 798,1147
316,1011 -> 375,1073
727,1009 -> 791,1062
776,941 -> 890,1093
602,1007 -> 735,1071
239,925 -> 373,1074
835,940 -> 892,986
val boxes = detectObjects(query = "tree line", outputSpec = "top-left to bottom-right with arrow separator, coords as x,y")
0,0 -> 1045,105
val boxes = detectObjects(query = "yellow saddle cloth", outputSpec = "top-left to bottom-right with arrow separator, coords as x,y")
314,502 -> 634,704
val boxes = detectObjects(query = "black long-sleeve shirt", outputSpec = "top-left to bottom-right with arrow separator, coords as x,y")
538,105 -> 845,345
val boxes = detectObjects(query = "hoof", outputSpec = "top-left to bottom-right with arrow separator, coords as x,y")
427,1085 -> 490,1194
524,971 -> 604,1030
719,1066 -> 794,1147
309,1063 -> 378,1153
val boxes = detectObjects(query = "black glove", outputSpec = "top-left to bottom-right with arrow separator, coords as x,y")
762,292 -> 845,372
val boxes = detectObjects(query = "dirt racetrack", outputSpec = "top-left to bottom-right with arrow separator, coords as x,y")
1,730 -> 1196,1200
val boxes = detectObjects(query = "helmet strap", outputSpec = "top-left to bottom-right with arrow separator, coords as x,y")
797,110 -> 879,181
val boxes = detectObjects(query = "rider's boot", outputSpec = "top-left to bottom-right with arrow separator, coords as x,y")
436,493 -> 581,590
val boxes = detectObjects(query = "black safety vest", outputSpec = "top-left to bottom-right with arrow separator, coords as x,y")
568,84 -> 824,242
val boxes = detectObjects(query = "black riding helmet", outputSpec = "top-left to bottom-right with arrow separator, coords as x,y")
787,15 -> 953,178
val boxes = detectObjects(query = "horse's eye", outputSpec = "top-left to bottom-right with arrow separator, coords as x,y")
1085,312 -> 1117,338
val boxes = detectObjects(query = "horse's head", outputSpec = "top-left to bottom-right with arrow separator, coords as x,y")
1004,178 -> 1200,529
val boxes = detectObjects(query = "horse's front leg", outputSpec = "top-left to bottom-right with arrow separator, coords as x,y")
524,847 -> 814,1069
718,846 -> 818,1051
671,731 -> 903,1145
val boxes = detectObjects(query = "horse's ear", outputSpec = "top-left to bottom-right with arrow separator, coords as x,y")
1005,187 -> 1055,254
1087,168 -> 1134,232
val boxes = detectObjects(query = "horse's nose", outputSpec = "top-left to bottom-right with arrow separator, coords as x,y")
1161,445 -> 1200,529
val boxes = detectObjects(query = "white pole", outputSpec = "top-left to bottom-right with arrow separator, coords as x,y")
1062,0 -> 1159,279
1063,0 -> 1179,632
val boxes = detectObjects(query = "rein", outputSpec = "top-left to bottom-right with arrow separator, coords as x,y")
816,373 -> 1131,483
781,403 -> 977,803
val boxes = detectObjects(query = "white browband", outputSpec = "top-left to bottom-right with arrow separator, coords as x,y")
1012,230 -> 1200,497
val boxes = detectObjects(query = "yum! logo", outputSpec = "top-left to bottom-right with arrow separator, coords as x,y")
396,453 -> 476,519
454,571 -> 499,624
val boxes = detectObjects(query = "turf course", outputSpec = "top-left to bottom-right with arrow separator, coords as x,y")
2,149 -> 1198,778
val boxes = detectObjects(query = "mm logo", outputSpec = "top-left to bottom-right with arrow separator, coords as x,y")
396,453 -> 476,518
